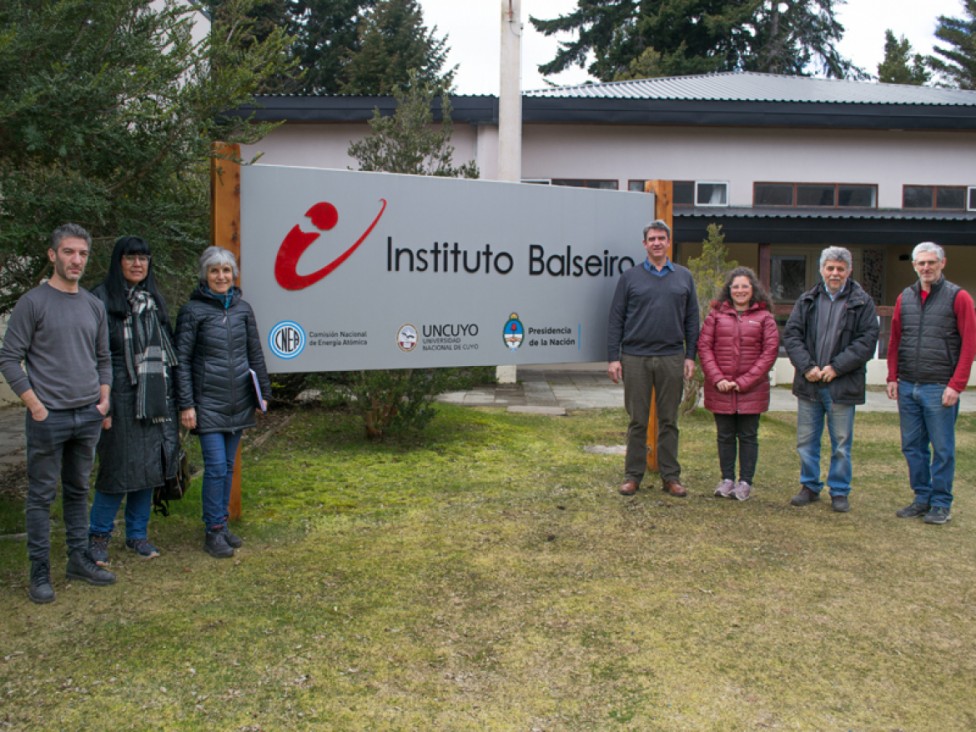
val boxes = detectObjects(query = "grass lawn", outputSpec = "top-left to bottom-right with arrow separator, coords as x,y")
1,403 -> 974,731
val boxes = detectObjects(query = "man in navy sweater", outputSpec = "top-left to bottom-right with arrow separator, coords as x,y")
608,220 -> 699,497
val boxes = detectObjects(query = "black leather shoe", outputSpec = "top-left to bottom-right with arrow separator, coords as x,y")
28,561 -> 55,604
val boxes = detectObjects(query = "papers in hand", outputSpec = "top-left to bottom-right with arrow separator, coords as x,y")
249,368 -> 267,412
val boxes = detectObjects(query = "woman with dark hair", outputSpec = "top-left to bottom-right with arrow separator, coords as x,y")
175,246 -> 270,559
698,266 -> 780,501
88,236 -> 179,564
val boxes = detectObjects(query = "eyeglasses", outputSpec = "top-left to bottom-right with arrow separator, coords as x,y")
122,254 -> 151,264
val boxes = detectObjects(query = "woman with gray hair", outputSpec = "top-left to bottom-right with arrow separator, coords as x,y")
174,246 -> 272,558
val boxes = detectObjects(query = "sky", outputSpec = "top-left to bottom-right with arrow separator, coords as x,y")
415,0 -> 967,94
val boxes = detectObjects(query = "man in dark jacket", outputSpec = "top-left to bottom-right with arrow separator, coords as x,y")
886,242 -> 976,525
783,246 -> 879,513
607,219 -> 699,498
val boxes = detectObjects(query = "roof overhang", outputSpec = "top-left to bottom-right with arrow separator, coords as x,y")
674,208 -> 976,246
239,95 -> 976,132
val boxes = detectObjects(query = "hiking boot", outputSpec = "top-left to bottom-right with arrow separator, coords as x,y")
88,533 -> 111,566
923,506 -> 952,525
204,529 -> 234,559
896,502 -> 929,519
66,551 -> 117,586
222,527 -> 243,549
714,479 -> 735,498
733,481 -> 753,501
28,561 -> 55,604
831,495 -> 850,513
125,538 -> 160,559
790,486 -> 820,506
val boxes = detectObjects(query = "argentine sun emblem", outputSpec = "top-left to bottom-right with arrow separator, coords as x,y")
503,313 -> 524,351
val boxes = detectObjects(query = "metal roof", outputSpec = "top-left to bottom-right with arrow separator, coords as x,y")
526,72 -> 976,107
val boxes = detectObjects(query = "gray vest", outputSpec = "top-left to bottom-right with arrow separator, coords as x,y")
897,278 -> 962,384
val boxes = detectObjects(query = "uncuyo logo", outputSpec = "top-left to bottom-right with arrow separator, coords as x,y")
275,199 -> 387,291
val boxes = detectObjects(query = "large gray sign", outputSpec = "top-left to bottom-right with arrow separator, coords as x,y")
241,166 -> 653,372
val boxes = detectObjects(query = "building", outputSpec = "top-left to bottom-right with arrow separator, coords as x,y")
238,71 -> 976,381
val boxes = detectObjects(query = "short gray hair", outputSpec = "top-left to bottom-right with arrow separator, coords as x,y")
50,223 -> 92,251
912,241 -> 945,262
198,246 -> 239,283
643,219 -> 671,240
819,246 -> 852,270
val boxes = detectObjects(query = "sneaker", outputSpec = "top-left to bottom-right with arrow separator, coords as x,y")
790,486 -> 820,507
204,529 -> 234,559
733,481 -> 752,501
125,538 -> 160,559
923,506 -> 952,525
66,551 -> 117,586
28,561 -> 55,604
222,527 -> 243,549
896,502 -> 929,519
714,479 -> 735,498
831,495 -> 850,513
88,534 -> 111,566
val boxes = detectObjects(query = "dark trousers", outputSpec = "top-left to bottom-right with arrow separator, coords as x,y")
713,412 -> 761,483
621,352 -> 684,483
25,405 -> 103,562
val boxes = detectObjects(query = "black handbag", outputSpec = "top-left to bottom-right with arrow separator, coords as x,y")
153,429 -> 191,516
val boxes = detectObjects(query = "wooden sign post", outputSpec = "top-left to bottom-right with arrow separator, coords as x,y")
211,142 -> 244,519
643,180 -> 674,472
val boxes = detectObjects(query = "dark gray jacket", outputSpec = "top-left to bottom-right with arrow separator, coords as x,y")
783,279 -> 879,405
92,284 -> 179,494
174,285 -> 272,434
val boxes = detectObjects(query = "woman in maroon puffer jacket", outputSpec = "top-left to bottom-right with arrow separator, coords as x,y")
698,267 -> 780,501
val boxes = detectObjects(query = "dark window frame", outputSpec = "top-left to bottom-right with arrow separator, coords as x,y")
902,184 -> 968,211
754,182 -> 878,209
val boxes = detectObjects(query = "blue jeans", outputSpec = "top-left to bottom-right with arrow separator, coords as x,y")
25,404 -> 104,561
199,431 -> 242,529
89,488 -> 153,540
796,388 -> 855,496
897,381 -> 959,509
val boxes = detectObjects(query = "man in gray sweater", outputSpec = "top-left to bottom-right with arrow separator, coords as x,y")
0,223 -> 115,603
607,220 -> 699,498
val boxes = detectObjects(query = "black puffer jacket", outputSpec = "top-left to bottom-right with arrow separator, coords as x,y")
92,284 -> 180,494
783,279 -> 879,405
174,285 -> 272,434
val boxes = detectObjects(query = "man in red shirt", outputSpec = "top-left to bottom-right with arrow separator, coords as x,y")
886,241 -> 976,525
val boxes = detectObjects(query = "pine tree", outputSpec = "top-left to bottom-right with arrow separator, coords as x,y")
530,0 -> 859,81
338,0 -> 453,94
877,30 -> 930,85
928,0 -> 976,90
681,224 -> 737,414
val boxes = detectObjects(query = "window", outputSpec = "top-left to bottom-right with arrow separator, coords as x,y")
551,179 -> 618,190
627,180 -> 718,207
755,183 -> 877,208
970,187 -> 976,211
695,181 -> 728,206
770,255 -> 808,301
903,185 -> 968,210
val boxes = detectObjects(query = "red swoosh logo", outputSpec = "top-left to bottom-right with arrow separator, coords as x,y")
274,199 -> 387,291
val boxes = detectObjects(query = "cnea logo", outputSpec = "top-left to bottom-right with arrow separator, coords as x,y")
275,199 -> 387,291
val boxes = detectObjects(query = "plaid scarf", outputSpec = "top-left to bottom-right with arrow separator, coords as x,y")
123,288 -> 178,423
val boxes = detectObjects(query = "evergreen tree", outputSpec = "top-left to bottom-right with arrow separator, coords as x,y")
289,0 -> 376,94
338,0 -> 454,94
0,0 -> 293,314
345,74 -> 477,438
682,224 -> 737,414
928,0 -> 976,90
530,0 -> 859,81
878,30 -> 930,85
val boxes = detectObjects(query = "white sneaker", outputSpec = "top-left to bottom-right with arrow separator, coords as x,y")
714,479 -> 735,498
733,481 -> 752,501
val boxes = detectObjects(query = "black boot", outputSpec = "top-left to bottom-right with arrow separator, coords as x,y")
66,550 -> 116,586
204,528 -> 234,558
28,560 -> 55,604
